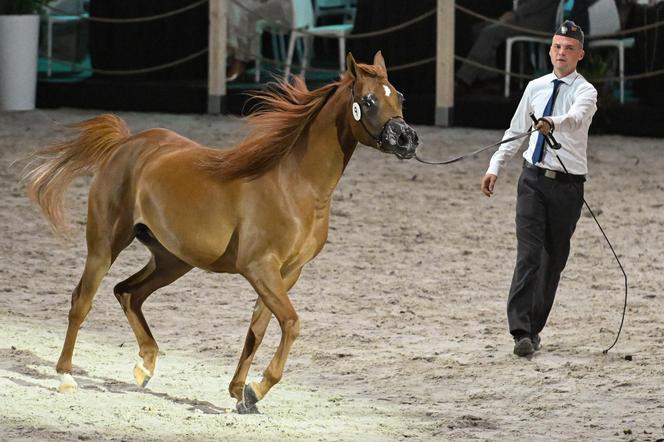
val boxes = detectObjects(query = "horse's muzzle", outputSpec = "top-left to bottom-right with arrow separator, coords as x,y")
380,118 -> 419,159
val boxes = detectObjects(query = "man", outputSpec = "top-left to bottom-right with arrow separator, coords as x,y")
457,0 -> 561,91
480,21 -> 598,357
227,0 -> 292,81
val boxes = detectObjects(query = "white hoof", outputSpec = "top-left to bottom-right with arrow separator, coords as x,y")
133,362 -> 152,387
58,373 -> 78,393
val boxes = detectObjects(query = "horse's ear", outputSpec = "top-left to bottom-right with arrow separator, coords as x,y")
373,51 -> 386,72
346,52 -> 358,80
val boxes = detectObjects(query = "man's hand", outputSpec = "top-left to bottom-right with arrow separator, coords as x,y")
481,174 -> 497,197
535,118 -> 553,135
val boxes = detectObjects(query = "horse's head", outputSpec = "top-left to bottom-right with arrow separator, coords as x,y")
345,51 -> 419,159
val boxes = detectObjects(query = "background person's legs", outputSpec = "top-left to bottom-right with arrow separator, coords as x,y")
228,0 -> 292,80
457,23 -> 521,87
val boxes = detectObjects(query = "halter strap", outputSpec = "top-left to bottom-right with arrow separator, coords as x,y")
350,83 -> 401,151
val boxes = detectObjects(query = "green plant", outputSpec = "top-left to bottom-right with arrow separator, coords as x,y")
0,0 -> 52,15
579,51 -> 615,104
580,52 -> 609,82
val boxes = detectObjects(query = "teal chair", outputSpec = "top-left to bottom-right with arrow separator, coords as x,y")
284,0 -> 354,79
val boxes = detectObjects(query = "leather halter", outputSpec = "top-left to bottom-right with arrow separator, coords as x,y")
350,83 -> 401,152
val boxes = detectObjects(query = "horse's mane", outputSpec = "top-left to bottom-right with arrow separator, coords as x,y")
199,63 -> 386,180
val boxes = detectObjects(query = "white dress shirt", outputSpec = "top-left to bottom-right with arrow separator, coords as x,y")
487,71 -> 597,176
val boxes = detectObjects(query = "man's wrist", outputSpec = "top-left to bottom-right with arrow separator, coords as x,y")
543,117 -> 555,132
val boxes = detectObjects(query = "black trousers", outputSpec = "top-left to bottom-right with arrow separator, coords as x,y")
507,164 -> 584,338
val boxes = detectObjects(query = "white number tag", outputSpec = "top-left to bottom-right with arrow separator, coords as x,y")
352,102 -> 362,121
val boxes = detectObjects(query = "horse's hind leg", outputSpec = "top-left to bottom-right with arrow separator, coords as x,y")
114,231 -> 192,387
56,219 -> 131,393
55,251 -> 111,392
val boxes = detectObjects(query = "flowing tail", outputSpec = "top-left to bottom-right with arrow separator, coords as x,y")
24,114 -> 131,236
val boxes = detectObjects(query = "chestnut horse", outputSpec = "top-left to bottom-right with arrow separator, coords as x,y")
25,52 -> 418,413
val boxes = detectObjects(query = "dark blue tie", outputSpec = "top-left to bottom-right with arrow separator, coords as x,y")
532,79 -> 563,164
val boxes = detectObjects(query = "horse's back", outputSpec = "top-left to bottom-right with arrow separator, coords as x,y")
83,126 -> 234,265
91,127 -> 203,216
124,131 -> 243,267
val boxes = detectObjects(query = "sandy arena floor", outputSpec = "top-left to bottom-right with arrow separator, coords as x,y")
1,108 -> 663,441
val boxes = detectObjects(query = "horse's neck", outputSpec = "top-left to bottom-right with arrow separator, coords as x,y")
284,88 -> 357,200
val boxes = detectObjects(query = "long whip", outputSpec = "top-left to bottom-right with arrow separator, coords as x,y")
528,113 -> 628,354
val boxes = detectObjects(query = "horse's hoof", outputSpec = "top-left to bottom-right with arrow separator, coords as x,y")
236,384 -> 260,414
236,401 -> 260,414
133,362 -> 152,387
58,373 -> 78,393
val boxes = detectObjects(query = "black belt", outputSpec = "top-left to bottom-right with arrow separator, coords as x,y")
523,160 -> 585,183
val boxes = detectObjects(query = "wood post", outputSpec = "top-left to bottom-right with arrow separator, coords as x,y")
436,0 -> 455,126
208,0 -> 228,113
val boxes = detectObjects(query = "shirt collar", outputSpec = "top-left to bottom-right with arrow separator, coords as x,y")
549,70 -> 578,85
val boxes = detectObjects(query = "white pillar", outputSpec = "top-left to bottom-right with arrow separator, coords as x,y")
436,0 -> 455,127
208,0 -> 228,113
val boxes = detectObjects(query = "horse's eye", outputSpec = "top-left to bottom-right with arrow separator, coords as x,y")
397,92 -> 405,103
361,95 -> 376,108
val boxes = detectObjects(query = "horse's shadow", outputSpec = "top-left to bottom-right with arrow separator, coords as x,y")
0,347 -> 231,415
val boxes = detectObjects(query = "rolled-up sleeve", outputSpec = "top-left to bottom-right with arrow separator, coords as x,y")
548,84 -> 597,132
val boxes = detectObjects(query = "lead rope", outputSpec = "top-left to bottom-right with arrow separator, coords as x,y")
413,129 -> 536,165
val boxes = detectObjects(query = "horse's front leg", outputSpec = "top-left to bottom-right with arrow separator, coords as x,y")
233,261 -> 301,414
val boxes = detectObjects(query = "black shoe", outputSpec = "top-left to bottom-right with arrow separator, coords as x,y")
513,336 -> 534,357
227,59 -> 247,82
532,334 -> 541,351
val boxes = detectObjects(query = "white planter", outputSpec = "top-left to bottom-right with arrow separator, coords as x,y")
0,14 -> 40,111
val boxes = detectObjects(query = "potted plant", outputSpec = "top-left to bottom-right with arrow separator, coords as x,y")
0,0 -> 52,110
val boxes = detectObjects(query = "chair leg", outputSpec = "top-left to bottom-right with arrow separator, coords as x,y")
339,37 -> 346,75
619,43 -> 625,104
504,40 -> 513,98
255,34 -> 262,83
47,18 -> 54,77
285,31 -> 297,79
518,44 -> 525,90
301,36 -> 311,79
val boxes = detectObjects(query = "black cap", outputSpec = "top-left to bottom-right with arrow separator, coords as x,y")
555,20 -> 584,46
